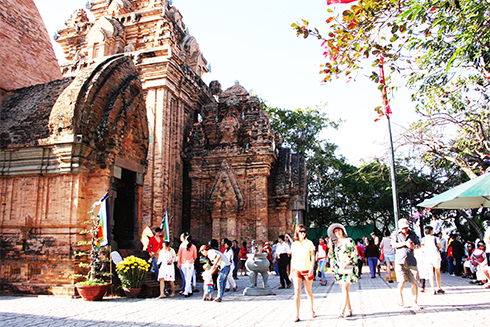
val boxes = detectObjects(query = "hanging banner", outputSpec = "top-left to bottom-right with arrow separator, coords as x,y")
160,206 -> 170,242
93,192 -> 110,248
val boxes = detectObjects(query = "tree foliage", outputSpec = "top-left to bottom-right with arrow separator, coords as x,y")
307,151 -> 464,232
264,103 -> 339,157
262,100 -> 472,233
292,0 -> 490,178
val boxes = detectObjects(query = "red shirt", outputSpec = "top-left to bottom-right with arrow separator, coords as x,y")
148,236 -> 163,256
356,245 -> 364,259
240,246 -> 249,259
317,243 -> 328,260
262,246 -> 272,261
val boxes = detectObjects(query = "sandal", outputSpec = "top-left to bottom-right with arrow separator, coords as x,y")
294,317 -> 300,322
312,311 -> 317,318
345,310 -> 352,317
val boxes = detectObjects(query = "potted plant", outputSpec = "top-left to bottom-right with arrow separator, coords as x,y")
71,205 -> 111,301
116,255 -> 150,297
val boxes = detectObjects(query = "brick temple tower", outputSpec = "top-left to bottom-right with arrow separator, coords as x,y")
55,0 -> 214,241
183,82 -> 307,242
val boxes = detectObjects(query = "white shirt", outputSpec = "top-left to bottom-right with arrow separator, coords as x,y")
207,249 -> 230,269
317,244 -> 327,259
438,236 -> 447,252
422,235 -> 440,258
202,269 -> 213,285
275,241 -> 291,258
430,219 -> 441,234
224,248 -> 234,264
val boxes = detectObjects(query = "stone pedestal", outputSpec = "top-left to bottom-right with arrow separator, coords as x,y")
243,253 -> 273,296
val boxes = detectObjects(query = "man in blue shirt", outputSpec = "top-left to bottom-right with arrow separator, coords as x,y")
392,219 -> 422,309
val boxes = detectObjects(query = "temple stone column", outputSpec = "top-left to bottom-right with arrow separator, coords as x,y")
254,176 -> 269,242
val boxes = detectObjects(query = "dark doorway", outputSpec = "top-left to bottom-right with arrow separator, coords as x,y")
112,169 -> 139,249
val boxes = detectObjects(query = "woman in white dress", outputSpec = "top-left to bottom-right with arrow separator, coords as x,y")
157,241 -> 176,298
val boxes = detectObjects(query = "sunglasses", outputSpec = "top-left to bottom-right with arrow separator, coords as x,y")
299,230 -> 307,233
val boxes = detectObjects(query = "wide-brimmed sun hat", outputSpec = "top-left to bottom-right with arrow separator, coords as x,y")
327,223 -> 347,241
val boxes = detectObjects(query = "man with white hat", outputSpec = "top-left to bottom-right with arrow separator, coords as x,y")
391,218 -> 422,309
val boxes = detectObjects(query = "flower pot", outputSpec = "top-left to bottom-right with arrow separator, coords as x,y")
123,287 -> 142,298
76,284 -> 109,301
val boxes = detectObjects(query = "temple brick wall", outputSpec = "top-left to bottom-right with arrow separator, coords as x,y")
0,56 -> 149,294
0,0 -> 61,96
0,173 -> 107,292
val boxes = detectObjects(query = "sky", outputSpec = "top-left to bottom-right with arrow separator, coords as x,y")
33,0 -> 420,165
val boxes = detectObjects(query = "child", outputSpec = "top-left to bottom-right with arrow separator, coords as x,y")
202,263 -> 214,301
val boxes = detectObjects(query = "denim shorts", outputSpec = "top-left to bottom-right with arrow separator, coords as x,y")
384,254 -> 396,262
204,285 -> 214,294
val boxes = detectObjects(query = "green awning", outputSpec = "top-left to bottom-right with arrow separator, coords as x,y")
418,172 -> 490,209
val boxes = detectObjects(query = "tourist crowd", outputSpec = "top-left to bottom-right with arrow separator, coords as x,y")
144,218 -> 490,322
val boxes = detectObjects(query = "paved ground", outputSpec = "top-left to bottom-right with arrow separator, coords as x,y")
1,268 -> 489,327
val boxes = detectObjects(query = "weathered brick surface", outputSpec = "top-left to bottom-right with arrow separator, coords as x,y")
0,78 -> 75,148
184,84 -> 307,243
55,1 -> 214,238
0,56 -> 149,294
0,0 -> 61,92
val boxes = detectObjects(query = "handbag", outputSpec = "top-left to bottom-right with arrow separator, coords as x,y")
338,264 -> 354,275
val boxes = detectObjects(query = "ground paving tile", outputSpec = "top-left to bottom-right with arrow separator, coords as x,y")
1,268 -> 489,327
